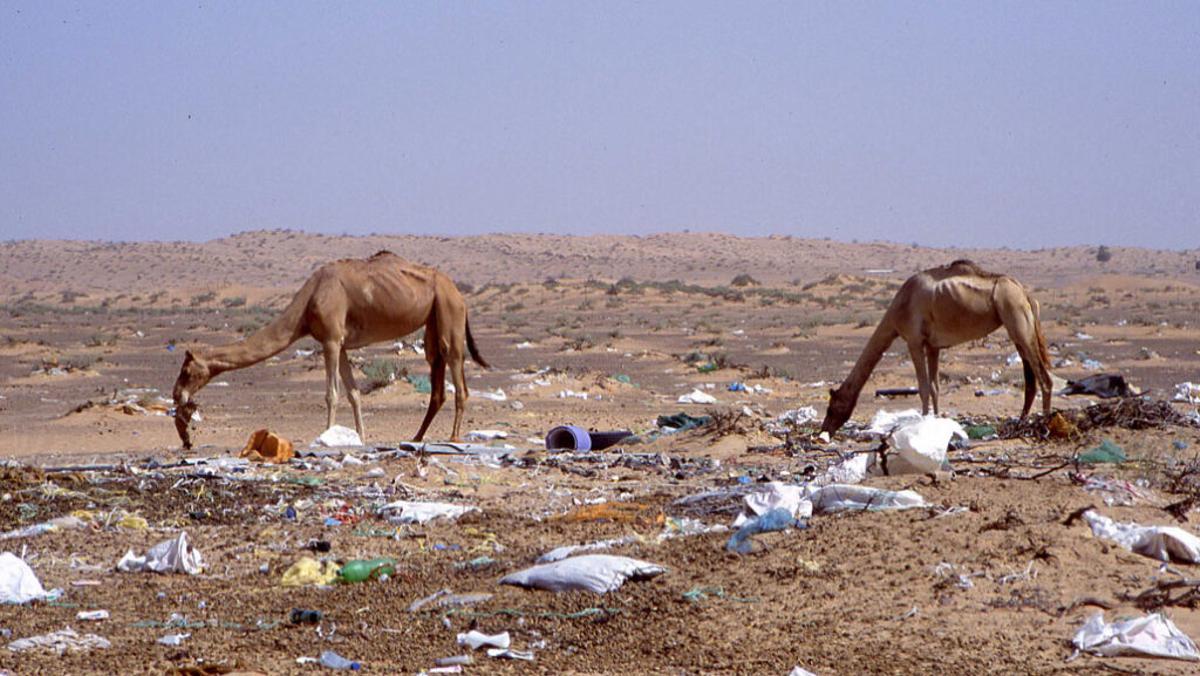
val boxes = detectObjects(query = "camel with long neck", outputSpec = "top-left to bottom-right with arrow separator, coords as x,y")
172,251 -> 488,449
820,260 -> 1052,434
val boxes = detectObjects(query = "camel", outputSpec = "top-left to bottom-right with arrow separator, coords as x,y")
820,260 -> 1052,434
172,251 -> 488,449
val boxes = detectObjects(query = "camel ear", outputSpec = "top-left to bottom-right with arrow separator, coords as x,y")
184,350 -> 195,363
829,387 -> 836,398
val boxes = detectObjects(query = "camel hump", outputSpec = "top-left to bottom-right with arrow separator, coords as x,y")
370,250 -> 396,259
941,259 -> 1003,278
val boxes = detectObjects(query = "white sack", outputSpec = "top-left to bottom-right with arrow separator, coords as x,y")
1073,612 -> 1200,661
865,409 -> 923,436
379,501 -> 479,524
116,532 -> 204,575
733,482 -> 813,527
1083,510 -> 1200,563
0,552 -> 53,604
677,388 -> 717,405
811,484 -> 926,514
889,416 -> 966,474
499,554 -> 666,594
311,425 -> 363,448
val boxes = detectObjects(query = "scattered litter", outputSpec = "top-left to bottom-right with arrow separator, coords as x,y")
379,501 -> 479,524
458,630 -> 510,650
320,649 -> 362,670
157,633 -> 189,646
888,416 -> 965,473
1083,510 -> 1200,563
545,426 -> 632,452
656,412 -> 711,432
865,409 -> 923,436
1082,358 -> 1105,371
1,515 -> 88,541
477,388 -> 508,402
775,407 -> 819,427
76,610 -> 109,621
726,508 -> 804,554
466,430 -> 508,441
965,424 -> 996,440
1062,374 -> 1133,399
280,557 -> 339,587
116,532 -> 204,575
7,628 -> 111,655
1078,439 -> 1126,464
311,425 -> 363,448
499,554 -> 667,594
557,389 -> 590,400
734,482 -> 812,527
810,485 -> 926,514
677,388 -> 717,405
0,552 -> 57,604
1174,382 -> 1200,404
240,428 -> 294,464
1072,612 -> 1199,661
789,668 -> 818,676
486,648 -> 535,661
337,558 -> 395,583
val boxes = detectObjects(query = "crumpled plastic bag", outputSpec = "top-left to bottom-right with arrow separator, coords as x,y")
733,481 -> 813,527
7,627 -> 111,655
116,532 -> 204,575
865,409 -> 923,436
889,416 -> 966,474
1083,510 -> 1200,563
311,425 -> 363,448
1073,612 -> 1200,661
240,428 -> 294,463
677,388 -> 717,405
379,501 -> 479,524
499,554 -> 666,594
0,552 -> 55,604
280,557 -> 339,587
1,514 -> 88,541
1173,382 -> 1200,404
810,484 -> 926,514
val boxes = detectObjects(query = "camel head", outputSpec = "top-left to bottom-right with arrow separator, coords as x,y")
172,350 -> 210,449
820,385 -> 856,435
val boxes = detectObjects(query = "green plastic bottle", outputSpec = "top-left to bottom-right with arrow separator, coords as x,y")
337,557 -> 396,583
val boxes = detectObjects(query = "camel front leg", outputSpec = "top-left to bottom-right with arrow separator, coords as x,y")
925,345 -> 941,415
907,342 -> 932,415
338,350 -> 365,441
322,341 -> 341,431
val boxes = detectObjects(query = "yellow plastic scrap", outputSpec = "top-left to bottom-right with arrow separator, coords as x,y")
117,513 -> 149,530
280,557 -> 339,587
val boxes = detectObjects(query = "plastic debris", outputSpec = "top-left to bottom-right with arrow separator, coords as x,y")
733,481 -> 813,527
789,668 -> 818,676
889,416 -> 966,474
726,508 -> 805,554
545,426 -> 632,452
116,532 -> 204,575
466,430 -> 508,441
537,536 -> 639,564
378,501 -> 479,524
76,610 -> 109,621
965,424 -> 996,440
280,557 -> 339,587
810,485 -> 926,514
1062,374 -> 1133,399
240,428 -> 295,463
865,409 -> 923,436
487,648 -> 535,661
0,552 -> 56,604
0,514 -> 88,541
677,388 -> 717,405
435,655 -> 474,667
457,630 -> 510,650
656,412 -> 711,432
157,633 -> 189,646
1078,439 -> 1126,465
320,649 -> 362,670
6,628 -> 111,655
1083,510 -> 1200,563
1072,612 -> 1200,661
337,558 -> 395,583
499,554 -> 667,594
1173,382 -> 1200,404
311,425 -> 363,448
289,608 -> 323,624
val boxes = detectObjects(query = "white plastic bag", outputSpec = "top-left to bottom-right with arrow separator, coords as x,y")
865,409 -> 923,436
1073,612 -> 1200,661
677,388 -> 717,405
379,501 -> 479,524
311,425 -> 363,448
116,532 -> 204,575
733,482 -> 813,527
537,536 -> 639,564
0,552 -> 53,604
499,554 -> 666,594
889,416 -> 965,474
458,630 -> 510,650
810,484 -> 925,514
1083,510 -> 1200,563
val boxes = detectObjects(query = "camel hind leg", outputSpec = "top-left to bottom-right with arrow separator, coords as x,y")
412,333 -> 446,442
996,281 -> 1050,419
925,344 -> 941,415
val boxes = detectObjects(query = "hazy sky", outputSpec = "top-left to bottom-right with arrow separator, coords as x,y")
2,2 -> 1197,248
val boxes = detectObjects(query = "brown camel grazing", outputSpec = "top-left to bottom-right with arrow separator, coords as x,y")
820,260 -> 1052,434
172,251 -> 488,449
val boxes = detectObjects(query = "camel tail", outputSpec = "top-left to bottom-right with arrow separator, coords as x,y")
466,314 -> 489,368
1031,298 -> 1051,369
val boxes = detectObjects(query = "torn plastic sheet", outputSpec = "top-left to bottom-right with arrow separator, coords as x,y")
458,630 -> 510,650
1083,510 -> 1200,563
810,484 -> 926,514
6,628 -> 112,655
677,388 -> 718,405
378,501 -> 479,524
1072,612 -> 1200,661
116,532 -> 204,575
889,416 -> 965,474
732,482 -> 813,528
537,536 -> 640,564
1,552 -> 58,604
499,554 -> 666,594
1174,382 -> 1200,404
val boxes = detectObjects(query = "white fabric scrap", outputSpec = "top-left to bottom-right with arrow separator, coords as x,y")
379,501 -> 479,524
1073,612 -> 1200,661
499,554 -> 666,594
7,628 -> 112,655
116,532 -> 204,575
677,388 -> 717,405
810,484 -> 926,514
1083,510 -> 1200,563
0,552 -> 54,604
